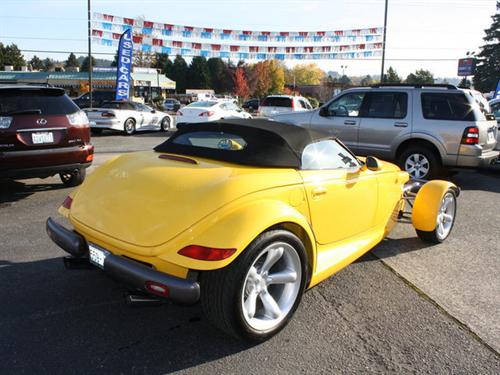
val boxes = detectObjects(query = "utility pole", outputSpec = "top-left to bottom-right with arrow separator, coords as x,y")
380,0 -> 388,83
87,0 -> 93,108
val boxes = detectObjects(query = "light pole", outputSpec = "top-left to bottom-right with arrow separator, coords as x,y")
380,0 -> 388,83
87,0 -> 93,108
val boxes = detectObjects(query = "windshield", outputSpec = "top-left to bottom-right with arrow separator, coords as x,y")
186,101 -> 218,108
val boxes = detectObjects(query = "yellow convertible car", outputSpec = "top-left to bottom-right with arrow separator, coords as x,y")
46,119 -> 459,341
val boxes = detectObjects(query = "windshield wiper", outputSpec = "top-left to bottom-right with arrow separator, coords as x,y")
5,109 -> 42,115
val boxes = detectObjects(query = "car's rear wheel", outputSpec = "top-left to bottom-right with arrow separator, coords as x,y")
200,230 -> 307,341
416,190 -> 457,243
160,116 -> 171,131
398,146 -> 441,180
59,168 -> 86,187
124,118 -> 136,135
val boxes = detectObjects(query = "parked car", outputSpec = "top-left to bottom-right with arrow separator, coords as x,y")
258,95 -> 313,117
242,98 -> 259,112
163,98 -> 181,113
176,100 -> 252,124
73,91 -> 115,109
47,119 -> 459,341
489,98 -> 500,124
273,84 -> 499,179
0,85 -> 93,186
85,101 -> 172,135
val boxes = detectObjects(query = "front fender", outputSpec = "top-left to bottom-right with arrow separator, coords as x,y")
412,180 -> 459,232
157,199 -> 317,271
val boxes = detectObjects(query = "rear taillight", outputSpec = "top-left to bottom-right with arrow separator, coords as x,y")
67,110 -> 89,126
0,116 -> 12,129
291,99 -> 295,109
144,280 -> 170,297
199,111 -> 215,117
177,110 -> 183,116
62,196 -> 73,209
178,245 -> 236,261
85,154 -> 94,162
461,126 -> 479,145
101,111 -> 115,118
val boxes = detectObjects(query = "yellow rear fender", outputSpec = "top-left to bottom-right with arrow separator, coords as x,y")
412,180 -> 459,232
158,199 -> 317,272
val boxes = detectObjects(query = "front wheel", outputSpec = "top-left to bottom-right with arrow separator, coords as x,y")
59,168 -> 86,187
416,190 -> 457,243
200,230 -> 307,341
160,116 -> 171,131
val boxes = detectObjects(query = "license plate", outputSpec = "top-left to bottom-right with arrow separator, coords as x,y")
32,132 -> 54,144
487,130 -> 495,143
88,244 -> 110,269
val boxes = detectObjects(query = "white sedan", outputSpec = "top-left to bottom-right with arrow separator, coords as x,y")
85,101 -> 173,135
176,100 -> 252,124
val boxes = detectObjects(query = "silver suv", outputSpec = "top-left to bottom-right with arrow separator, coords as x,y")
273,84 -> 498,179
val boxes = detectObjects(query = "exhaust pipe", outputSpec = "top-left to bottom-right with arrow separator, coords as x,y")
125,291 -> 165,307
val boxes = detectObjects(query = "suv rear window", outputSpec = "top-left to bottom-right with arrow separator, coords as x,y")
0,88 -> 79,115
261,97 -> 293,107
421,93 -> 475,121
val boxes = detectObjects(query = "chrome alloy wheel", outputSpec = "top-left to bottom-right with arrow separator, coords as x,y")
241,242 -> 302,331
405,153 -> 430,179
436,192 -> 456,240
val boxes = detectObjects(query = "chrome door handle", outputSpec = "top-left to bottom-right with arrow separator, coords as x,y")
344,120 -> 356,125
394,122 -> 408,127
311,187 -> 327,198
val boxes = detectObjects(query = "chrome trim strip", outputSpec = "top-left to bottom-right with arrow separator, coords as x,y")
17,127 -> 66,133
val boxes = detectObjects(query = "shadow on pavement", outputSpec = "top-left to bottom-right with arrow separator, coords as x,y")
450,168 -> 500,194
359,237 -> 434,262
0,178 -> 65,205
0,257 -> 254,374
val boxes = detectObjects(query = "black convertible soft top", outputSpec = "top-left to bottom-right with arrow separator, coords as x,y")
154,119 -> 330,168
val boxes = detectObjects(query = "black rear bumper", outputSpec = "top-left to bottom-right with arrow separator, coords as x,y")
46,218 -> 200,305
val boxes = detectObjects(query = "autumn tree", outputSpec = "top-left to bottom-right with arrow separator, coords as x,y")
267,60 -> 285,93
473,1 -> 500,92
233,67 -> 250,98
285,63 -> 325,86
248,62 -> 271,97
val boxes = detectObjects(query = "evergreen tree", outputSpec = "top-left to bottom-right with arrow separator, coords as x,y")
170,55 -> 189,92
187,56 -> 210,89
43,58 -> 55,71
2,44 -> 25,69
360,75 -> 373,86
405,69 -> 434,84
383,67 -> 402,83
111,52 -> 118,67
153,53 -> 173,76
65,53 -> 80,69
207,58 -> 230,93
80,56 -> 96,72
458,77 -> 472,88
0,43 -> 4,69
29,55 -> 44,71
473,2 -> 500,92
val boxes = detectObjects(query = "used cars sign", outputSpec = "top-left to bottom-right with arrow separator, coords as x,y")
115,29 -> 133,101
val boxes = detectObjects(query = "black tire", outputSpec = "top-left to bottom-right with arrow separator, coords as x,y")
160,116 -> 171,131
123,118 -> 136,135
200,229 -> 307,342
91,128 -> 103,135
398,145 -> 441,180
59,168 -> 86,187
416,189 -> 457,244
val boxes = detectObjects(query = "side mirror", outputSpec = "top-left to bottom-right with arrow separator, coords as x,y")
366,156 -> 381,171
319,106 -> 330,117
151,109 -> 156,113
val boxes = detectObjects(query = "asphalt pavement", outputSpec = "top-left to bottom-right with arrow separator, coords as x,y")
0,131 -> 499,374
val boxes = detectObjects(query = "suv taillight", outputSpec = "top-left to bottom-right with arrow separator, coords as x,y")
67,110 -> 89,127
0,116 -> 12,129
461,126 -> 479,145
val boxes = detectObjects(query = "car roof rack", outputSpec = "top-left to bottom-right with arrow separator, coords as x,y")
370,83 -> 457,89
0,81 -> 54,87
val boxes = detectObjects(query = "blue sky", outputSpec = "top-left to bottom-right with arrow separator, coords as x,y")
0,0 -> 497,78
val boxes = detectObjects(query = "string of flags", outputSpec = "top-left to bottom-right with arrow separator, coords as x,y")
92,12 -> 383,60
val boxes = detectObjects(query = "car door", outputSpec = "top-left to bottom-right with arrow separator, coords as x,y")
299,139 -> 378,245
308,91 -> 367,153
357,91 -> 411,160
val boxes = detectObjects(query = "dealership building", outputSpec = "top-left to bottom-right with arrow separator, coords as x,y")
0,69 -> 176,99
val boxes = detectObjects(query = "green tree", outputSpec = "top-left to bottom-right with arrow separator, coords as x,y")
0,43 -> 4,69
65,52 -> 79,69
473,2 -> 500,92
2,44 -> 25,69
80,55 -> 96,72
110,51 -> 119,67
29,55 -> 44,71
405,69 -> 434,84
207,58 -> 232,93
383,66 -> 402,83
170,55 -> 189,92
458,77 -> 472,88
187,56 -> 210,89
339,74 -> 352,87
153,53 -> 173,76
360,75 -> 373,86
43,58 -> 55,71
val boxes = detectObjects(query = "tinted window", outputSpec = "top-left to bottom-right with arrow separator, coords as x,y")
362,92 -> 407,119
302,140 -> 359,170
327,92 -> 365,117
0,88 -> 80,115
261,97 -> 293,107
172,131 -> 247,151
421,93 -> 475,121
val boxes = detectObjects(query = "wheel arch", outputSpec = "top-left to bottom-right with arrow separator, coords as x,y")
394,136 -> 445,162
